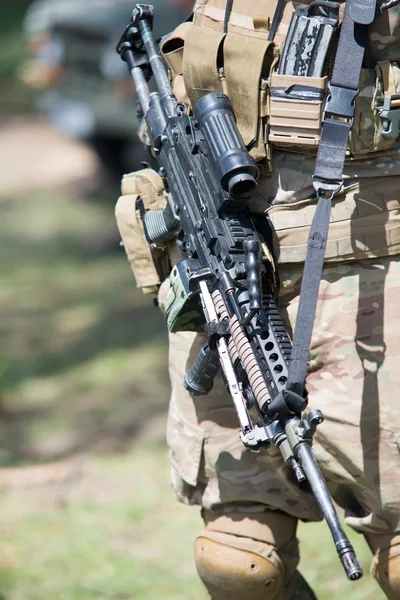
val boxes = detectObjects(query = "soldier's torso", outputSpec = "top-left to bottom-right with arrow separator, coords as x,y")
161,0 -> 400,263
193,0 -> 400,62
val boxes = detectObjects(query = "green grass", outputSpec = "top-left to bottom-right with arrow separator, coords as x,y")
0,2 -> 32,36
0,450 -> 207,600
299,521 -> 384,600
0,185 -> 386,599
0,190 -> 168,464
0,2 -> 36,114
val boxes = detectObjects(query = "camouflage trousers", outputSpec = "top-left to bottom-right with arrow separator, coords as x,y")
166,254 -> 400,536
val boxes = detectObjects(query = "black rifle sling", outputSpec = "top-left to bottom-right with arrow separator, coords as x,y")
224,0 -> 234,32
268,0 -> 286,41
285,0 -> 376,399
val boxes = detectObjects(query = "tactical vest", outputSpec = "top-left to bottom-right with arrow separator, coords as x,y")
161,0 -> 400,264
163,0 -> 400,161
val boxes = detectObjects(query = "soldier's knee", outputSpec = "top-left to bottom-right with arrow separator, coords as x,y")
373,553 -> 400,599
195,534 -> 283,600
367,534 -> 400,599
194,510 -> 299,600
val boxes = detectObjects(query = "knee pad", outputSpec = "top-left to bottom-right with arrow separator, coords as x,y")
195,534 -> 282,600
194,511 -> 302,600
368,534 -> 400,600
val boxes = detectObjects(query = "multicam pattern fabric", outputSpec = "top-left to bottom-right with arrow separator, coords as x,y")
166,253 -> 400,537
349,65 -> 400,156
157,3 -> 400,592
165,266 -> 204,333
369,5 -> 400,62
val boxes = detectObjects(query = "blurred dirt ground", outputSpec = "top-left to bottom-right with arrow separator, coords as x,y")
0,117 -> 386,599
0,117 -> 98,193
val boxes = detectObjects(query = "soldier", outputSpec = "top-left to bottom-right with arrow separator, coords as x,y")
117,0 -> 400,598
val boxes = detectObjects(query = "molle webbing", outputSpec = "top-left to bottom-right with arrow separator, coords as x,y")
268,181 -> 400,264
192,0 -> 319,50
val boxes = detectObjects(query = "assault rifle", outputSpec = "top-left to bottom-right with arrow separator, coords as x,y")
117,3 -> 363,581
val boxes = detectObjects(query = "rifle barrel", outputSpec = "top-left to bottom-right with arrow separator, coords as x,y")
296,442 -> 363,581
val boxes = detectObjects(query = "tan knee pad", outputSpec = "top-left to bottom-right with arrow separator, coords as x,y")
195,534 -> 282,600
367,534 -> 400,600
194,511 -> 299,600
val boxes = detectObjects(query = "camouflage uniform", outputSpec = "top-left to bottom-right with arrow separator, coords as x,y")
165,171 -> 400,528
159,3 -> 400,595
164,186 -> 400,599
116,0 -> 400,597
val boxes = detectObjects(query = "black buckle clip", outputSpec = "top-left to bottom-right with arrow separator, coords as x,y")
380,94 -> 400,140
324,83 -> 358,120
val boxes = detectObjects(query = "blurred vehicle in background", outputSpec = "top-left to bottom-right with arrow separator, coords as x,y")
21,0 -> 191,181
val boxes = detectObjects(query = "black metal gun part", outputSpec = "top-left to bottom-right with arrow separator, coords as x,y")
116,4 -> 363,582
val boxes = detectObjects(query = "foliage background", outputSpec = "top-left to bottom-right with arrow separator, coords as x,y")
0,2 -> 386,598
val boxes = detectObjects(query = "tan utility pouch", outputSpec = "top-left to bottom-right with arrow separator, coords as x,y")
161,21 -> 193,79
183,25 -> 226,105
161,22 -> 194,107
269,62 -> 400,154
269,73 -> 328,149
115,169 -> 171,297
222,33 -> 275,162
350,62 -> 400,155
164,23 -> 275,164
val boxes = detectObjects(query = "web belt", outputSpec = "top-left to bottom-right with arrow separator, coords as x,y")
284,0 -> 377,401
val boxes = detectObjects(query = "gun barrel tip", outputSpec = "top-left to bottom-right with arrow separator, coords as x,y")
343,553 -> 363,581
348,568 -> 363,581
339,547 -> 363,581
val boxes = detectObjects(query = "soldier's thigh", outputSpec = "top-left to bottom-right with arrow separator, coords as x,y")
280,255 -> 400,534
167,329 -> 320,520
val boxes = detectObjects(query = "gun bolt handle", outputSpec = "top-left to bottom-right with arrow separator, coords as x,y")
244,240 -> 262,312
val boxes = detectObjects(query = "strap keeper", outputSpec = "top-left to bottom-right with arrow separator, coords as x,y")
312,175 -> 343,199
268,389 -> 307,418
324,83 -> 358,120
380,93 -> 400,140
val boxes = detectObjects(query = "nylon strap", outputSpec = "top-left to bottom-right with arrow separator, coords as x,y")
268,0 -> 286,41
285,0 -> 375,399
314,11 -> 368,185
224,0 -> 234,32
286,198 -> 332,397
